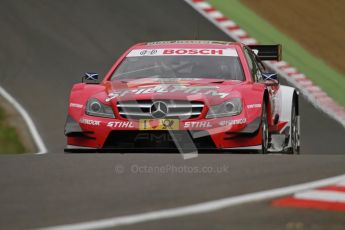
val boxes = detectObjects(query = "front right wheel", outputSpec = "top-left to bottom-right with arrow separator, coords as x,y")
259,102 -> 269,154
287,97 -> 300,154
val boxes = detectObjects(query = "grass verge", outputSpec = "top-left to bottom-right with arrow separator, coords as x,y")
208,0 -> 345,107
0,105 -> 26,154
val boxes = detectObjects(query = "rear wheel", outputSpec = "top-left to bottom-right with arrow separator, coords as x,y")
259,102 -> 269,154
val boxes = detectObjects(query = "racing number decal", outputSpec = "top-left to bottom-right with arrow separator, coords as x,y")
139,119 -> 179,130
139,49 -> 158,56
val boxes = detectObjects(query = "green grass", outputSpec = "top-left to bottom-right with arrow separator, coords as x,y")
208,0 -> 345,107
0,106 -> 26,154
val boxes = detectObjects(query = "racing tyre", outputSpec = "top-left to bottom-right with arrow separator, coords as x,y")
287,97 -> 300,154
259,102 -> 269,154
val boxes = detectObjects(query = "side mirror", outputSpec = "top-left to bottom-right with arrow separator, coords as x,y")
262,72 -> 279,86
82,72 -> 99,84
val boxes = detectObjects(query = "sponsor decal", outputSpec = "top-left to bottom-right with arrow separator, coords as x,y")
80,118 -> 100,126
106,85 -> 229,102
70,103 -> 83,108
184,121 -> 212,128
247,104 -> 261,109
130,78 -> 201,82
163,49 -> 224,55
127,48 -> 237,57
219,118 -> 246,126
107,121 -> 134,128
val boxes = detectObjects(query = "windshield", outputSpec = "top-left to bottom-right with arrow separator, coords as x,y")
111,48 -> 245,81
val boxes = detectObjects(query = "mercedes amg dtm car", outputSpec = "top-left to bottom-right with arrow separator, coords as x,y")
64,40 -> 300,153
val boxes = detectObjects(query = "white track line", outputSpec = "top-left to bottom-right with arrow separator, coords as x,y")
37,174 -> 345,230
0,85 -> 47,154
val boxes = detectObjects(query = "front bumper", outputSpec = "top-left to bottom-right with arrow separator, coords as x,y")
65,114 -> 262,151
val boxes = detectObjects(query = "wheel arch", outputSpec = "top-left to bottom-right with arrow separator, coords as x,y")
279,85 -> 297,123
279,85 -> 300,150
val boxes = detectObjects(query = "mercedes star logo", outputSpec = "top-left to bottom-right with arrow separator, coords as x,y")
150,101 -> 169,118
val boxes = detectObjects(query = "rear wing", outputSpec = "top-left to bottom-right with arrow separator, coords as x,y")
247,44 -> 282,61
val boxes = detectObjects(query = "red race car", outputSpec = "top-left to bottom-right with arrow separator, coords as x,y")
64,40 -> 300,154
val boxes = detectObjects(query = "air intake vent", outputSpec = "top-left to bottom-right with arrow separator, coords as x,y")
117,100 -> 204,120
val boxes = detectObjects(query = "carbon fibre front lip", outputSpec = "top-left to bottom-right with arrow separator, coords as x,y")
64,145 -> 97,153
222,145 -> 261,150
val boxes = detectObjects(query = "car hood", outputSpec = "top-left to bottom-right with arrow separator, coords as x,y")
103,78 -> 244,105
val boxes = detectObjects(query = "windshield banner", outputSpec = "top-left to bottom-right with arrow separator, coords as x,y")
127,48 -> 238,57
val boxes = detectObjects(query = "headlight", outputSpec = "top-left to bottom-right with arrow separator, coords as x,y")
86,98 -> 115,118
206,98 -> 242,118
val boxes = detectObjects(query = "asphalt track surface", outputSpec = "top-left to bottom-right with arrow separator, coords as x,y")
0,1 -> 345,229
